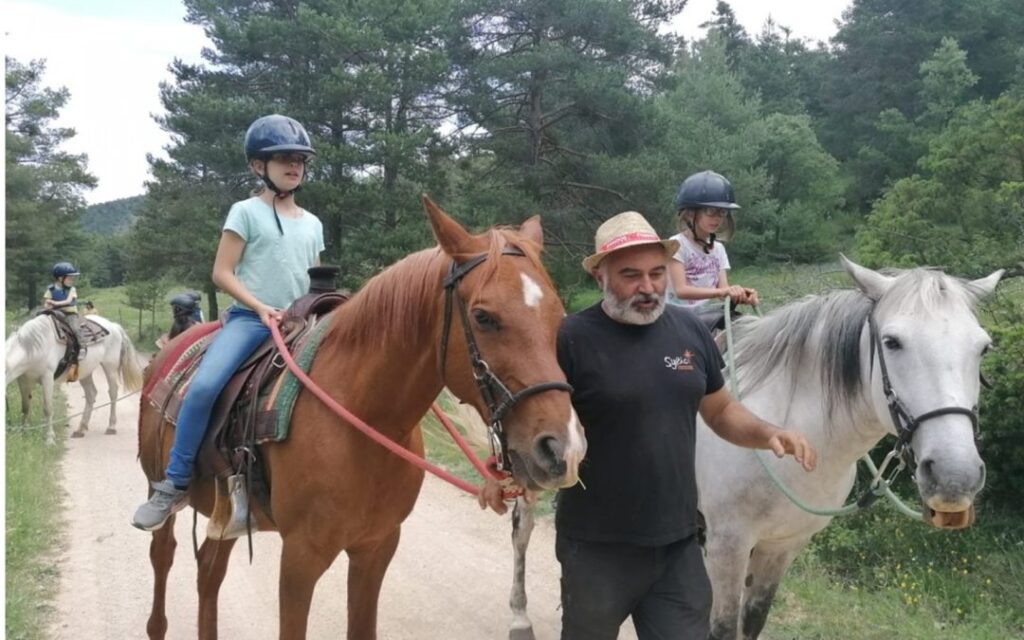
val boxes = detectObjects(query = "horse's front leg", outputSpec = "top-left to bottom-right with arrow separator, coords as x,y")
101,362 -> 119,434
72,374 -> 97,437
706,529 -> 755,640
740,542 -> 805,640
197,536 -> 238,640
146,513 -> 178,639
345,527 -> 401,640
40,375 -> 56,445
17,377 -> 33,428
278,531 -> 343,639
509,496 -> 536,640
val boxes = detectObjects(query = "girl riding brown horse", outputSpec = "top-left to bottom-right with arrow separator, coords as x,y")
137,196 -> 586,639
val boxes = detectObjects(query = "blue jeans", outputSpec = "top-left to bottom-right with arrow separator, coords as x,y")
165,307 -> 269,487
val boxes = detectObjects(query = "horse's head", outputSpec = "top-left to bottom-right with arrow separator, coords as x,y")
842,255 -> 1003,530
422,195 -> 586,491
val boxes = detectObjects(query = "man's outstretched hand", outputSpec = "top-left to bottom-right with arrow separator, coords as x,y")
767,430 -> 817,472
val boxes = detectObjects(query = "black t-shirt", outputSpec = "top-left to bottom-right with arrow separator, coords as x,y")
555,302 -> 725,546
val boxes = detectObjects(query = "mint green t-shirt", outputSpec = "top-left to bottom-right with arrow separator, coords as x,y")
223,197 -> 325,310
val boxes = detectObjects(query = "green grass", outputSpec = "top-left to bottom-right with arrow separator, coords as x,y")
770,550 -> 1021,639
78,284 -> 233,344
5,383 -> 68,640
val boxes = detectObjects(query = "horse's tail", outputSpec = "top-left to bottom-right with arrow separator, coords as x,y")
117,326 -> 145,392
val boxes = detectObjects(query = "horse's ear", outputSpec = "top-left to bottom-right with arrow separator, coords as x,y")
519,215 -> 544,246
422,194 -> 475,256
967,269 -> 1004,300
840,254 -> 895,300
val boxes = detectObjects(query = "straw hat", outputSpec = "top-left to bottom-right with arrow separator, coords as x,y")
581,211 -> 680,272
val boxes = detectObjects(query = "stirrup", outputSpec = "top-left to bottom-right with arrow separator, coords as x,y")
207,474 -> 253,540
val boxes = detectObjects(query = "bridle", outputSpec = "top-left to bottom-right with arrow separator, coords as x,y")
867,312 -> 980,481
439,246 -> 573,472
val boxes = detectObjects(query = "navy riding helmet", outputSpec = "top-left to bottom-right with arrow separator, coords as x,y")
244,114 -> 316,161
52,262 -> 81,279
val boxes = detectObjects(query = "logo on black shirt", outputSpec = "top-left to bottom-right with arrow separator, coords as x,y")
664,349 -> 695,371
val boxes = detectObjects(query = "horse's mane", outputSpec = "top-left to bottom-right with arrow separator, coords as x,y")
6,314 -> 53,361
325,227 -> 548,349
731,268 -> 978,420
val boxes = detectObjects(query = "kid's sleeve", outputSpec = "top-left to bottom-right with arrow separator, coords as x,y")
43,288 -> 53,301
223,202 -> 250,241
68,286 -> 78,301
718,244 -> 731,271
316,217 -> 325,253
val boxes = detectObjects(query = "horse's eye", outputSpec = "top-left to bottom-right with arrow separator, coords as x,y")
882,336 -> 902,350
473,309 -> 500,332
982,343 -> 993,356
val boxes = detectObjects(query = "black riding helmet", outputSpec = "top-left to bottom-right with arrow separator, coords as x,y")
673,170 -> 741,210
244,114 -> 316,234
674,170 -> 739,253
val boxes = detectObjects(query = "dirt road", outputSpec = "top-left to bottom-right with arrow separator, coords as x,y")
51,371 -> 643,639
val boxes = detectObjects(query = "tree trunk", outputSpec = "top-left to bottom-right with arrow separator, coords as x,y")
206,282 -> 219,320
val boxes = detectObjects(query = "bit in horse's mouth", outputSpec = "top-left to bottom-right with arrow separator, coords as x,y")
507,450 -> 550,492
924,505 -> 976,530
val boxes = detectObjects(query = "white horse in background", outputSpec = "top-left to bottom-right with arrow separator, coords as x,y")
5,313 -> 144,444
499,256 -> 1003,640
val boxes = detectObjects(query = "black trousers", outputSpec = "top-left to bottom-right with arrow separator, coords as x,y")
556,533 -> 712,640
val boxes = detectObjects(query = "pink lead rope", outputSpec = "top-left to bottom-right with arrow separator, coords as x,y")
269,319 -> 522,499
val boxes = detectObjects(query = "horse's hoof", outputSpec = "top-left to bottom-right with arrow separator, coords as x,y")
105,428 -> 117,435
509,627 -> 536,640
70,430 -> 85,439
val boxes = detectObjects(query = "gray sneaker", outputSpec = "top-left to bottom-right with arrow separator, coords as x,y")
132,480 -> 188,531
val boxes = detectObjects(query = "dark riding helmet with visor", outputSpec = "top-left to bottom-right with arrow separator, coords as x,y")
244,114 -> 316,162
52,261 -> 81,279
674,170 -> 739,252
244,114 -> 316,234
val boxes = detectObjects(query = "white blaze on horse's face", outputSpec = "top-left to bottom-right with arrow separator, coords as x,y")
520,273 -> 544,309
843,256 -> 1002,517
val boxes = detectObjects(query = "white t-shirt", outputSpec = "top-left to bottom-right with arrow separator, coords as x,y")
667,232 -> 730,309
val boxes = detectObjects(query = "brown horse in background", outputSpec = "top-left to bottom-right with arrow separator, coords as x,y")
137,196 -> 587,639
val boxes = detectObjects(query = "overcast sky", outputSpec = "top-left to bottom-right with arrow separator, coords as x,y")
6,0 -> 851,205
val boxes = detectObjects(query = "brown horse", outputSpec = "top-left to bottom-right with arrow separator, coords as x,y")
137,196 -> 587,639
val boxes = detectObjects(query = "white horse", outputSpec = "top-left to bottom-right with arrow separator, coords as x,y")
5,313 -> 144,444
501,256 -> 1003,640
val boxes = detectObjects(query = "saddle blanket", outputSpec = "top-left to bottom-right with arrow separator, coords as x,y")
145,317 -> 333,444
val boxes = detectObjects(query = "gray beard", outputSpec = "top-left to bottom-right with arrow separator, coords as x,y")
602,286 -> 667,325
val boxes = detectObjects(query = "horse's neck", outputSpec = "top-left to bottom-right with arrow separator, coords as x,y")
315,261 -> 447,437
739,322 -> 891,473
7,316 -> 63,379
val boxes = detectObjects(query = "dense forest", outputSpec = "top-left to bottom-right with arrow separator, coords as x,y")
80,195 -> 145,235
9,0 -> 1024,299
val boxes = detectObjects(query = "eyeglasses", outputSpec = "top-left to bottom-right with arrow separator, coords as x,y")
269,153 -> 309,165
700,208 -> 730,219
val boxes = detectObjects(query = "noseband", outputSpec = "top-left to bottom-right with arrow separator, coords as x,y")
868,313 -> 979,473
440,246 -> 573,472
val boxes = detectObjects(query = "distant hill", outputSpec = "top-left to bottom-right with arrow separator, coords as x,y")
81,195 -> 145,235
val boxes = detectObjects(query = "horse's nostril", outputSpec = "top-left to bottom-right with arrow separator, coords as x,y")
918,458 -> 935,484
535,435 -> 566,477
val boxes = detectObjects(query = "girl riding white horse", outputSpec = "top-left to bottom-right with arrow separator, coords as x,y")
6,313 -> 144,444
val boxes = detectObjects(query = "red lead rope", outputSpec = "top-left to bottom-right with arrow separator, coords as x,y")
269,320 -> 521,499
